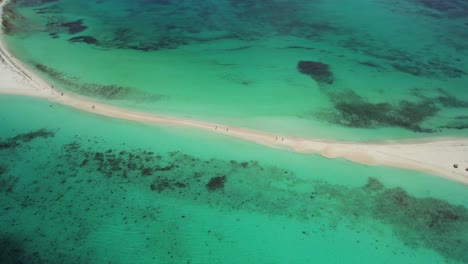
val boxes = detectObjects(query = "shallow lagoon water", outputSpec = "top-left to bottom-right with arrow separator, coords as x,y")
1,96 -> 468,263
2,0 -> 468,263
3,0 -> 468,140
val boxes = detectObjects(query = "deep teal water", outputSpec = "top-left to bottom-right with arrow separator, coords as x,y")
2,0 -> 468,140
1,96 -> 468,263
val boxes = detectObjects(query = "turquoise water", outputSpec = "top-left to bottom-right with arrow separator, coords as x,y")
2,1 -> 468,263
2,0 -> 468,140
1,96 -> 468,263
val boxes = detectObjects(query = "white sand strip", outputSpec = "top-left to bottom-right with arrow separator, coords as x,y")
1,0 -> 468,184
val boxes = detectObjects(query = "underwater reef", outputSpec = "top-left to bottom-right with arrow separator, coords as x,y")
0,129 -> 467,263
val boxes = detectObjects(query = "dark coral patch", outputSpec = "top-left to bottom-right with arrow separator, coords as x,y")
61,19 -> 88,34
34,64 -> 161,101
412,0 -> 468,16
372,184 -> 468,263
33,4 -> 61,14
206,175 -> 227,191
436,95 -> 468,108
0,165 -> 7,176
0,140 -> 19,149
331,99 -> 438,132
2,133 -> 468,263
297,61 -> 334,84
1,2 -> 22,35
440,124 -> 468,130
0,129 -> 55,149
68,36 -> 98,45
12,129 -> 55,142
358,61 -> 384,70
316,90 -> 443,132
5,0 -> 345,52
392,62 -> 466,78
363,177 -> 384,192
0,235 -> 41,263
340,37 -> 466,80
150,178 -> 187,193
17,0 -> 59,7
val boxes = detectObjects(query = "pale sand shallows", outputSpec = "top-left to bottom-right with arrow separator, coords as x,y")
1,1 -> 468,185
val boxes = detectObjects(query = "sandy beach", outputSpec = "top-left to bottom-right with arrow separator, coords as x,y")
1,0 -> 468,185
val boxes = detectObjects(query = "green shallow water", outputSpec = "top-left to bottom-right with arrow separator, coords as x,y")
1,95 -> 468,263
2,0 -> 468,140
2,0 -> 468,263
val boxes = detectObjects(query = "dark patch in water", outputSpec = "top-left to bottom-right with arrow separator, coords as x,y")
1,135 -> 468,263
61,19 -> 88,34
34,64 -> 161,101
371,183 -> 468,262
410,88 -> 468,109
6,0 -> 343,51
1,1 -> 24,35
284,46 -> 315,50
363,177 -> 384,192
0,174 -> 18,194
412,0 -> 468,17
222,46 -> 251,52
437,95 -> 468,108
0,235 -> 41,263
0,165 -> 7,176
391,61 -> 466,78
17,0 -> 58,8
358,61 -> 384,70
68,35 -> 98,45
440,124 -> 468,130
340,37 -> 467,80
0,165 -> 17,193
0,129 -> 55,149
33,4 -> 61,14
150,178 -> 187,193
297,60 -> 334,84
318,91 -> 439,132
206,175 -> 226,191
11,128 -> 55,142
434,88 -> 468,108
316,86 -> 468,132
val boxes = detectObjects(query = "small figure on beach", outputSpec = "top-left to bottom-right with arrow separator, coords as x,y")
453,164 -> 458,168
92,105 -> 95,109
282,137 -> 284,141
275,137 -> 278,140
61,93 -> 63,96
215,126 -> 218,130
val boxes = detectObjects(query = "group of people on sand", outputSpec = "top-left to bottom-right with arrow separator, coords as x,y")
214,126 -> 286,142
53,88 -> 96,110
453,164 -> 468,172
